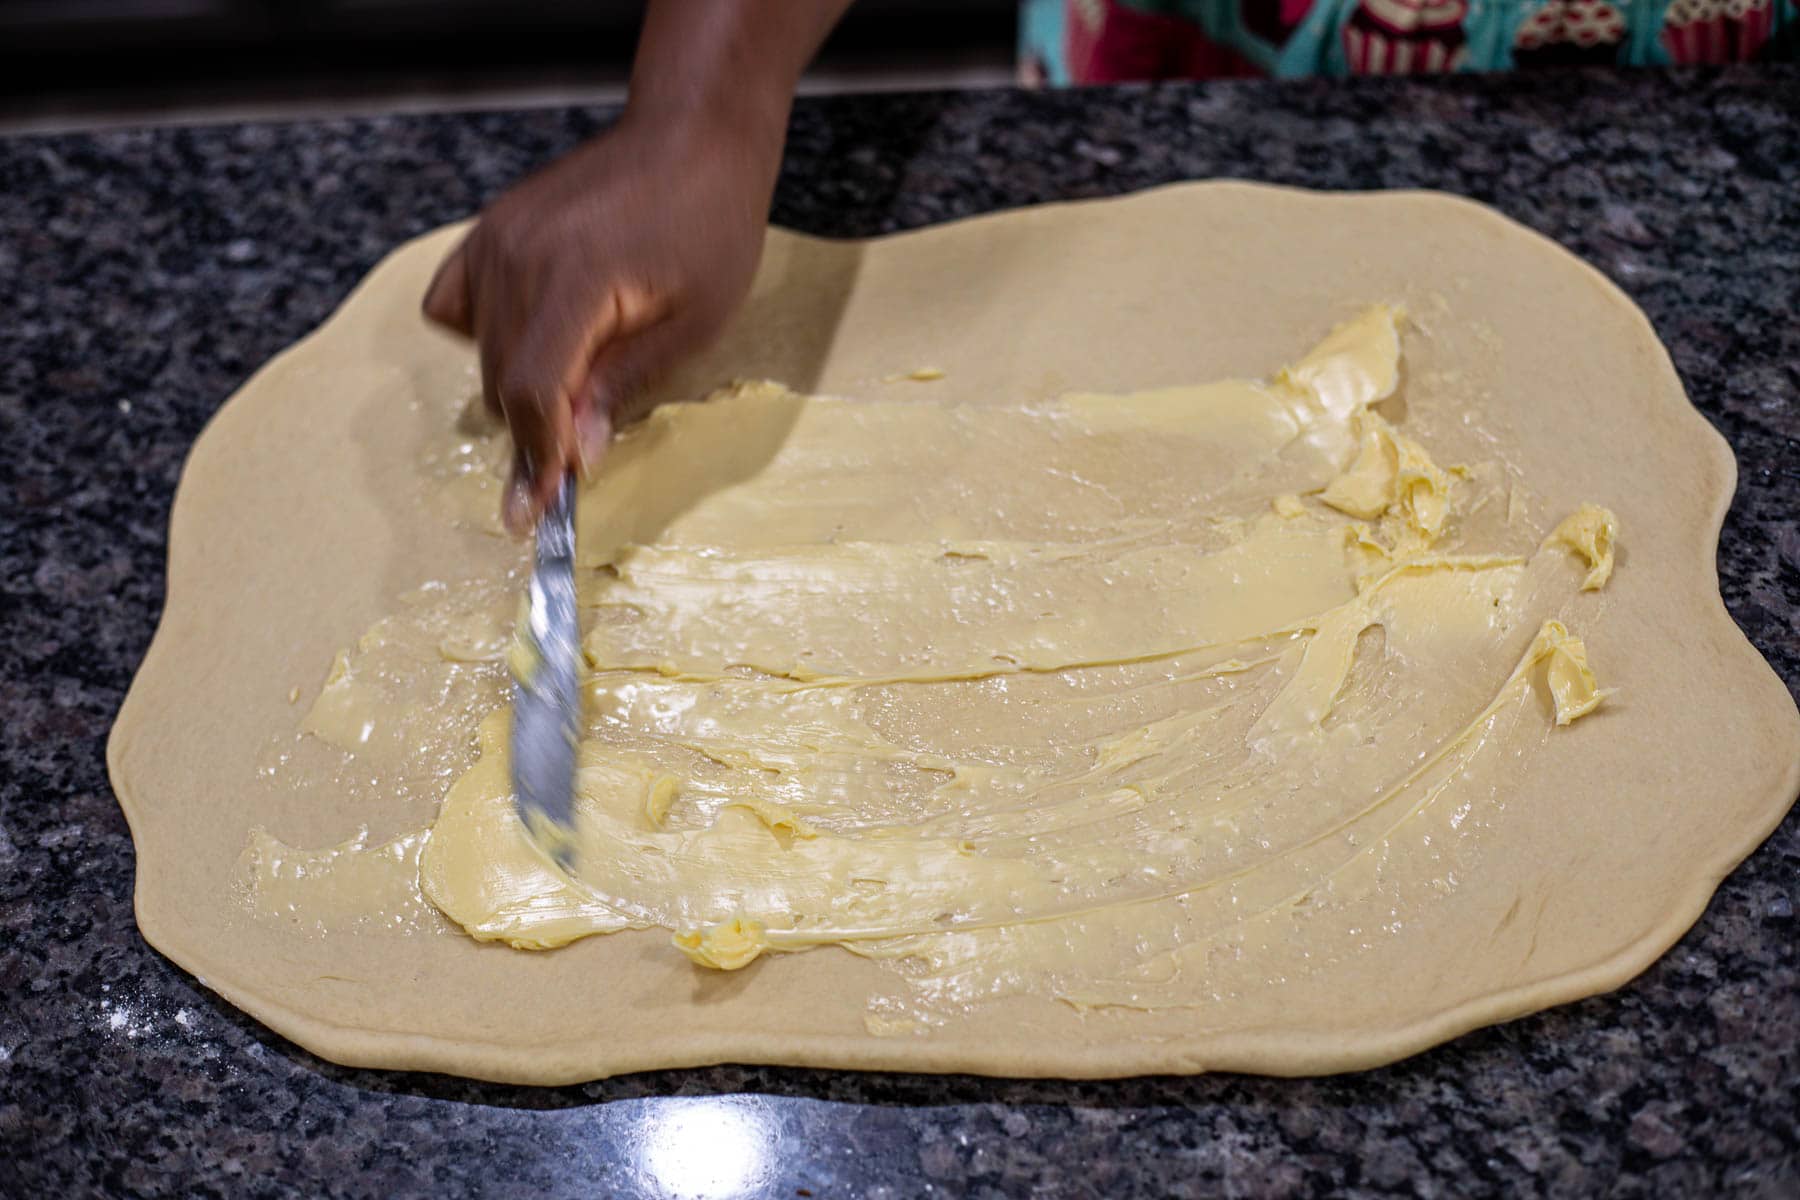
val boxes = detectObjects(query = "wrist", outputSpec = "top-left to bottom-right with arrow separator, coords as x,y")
623,78 -> 791,158
623,0 -> 834,163
619,78 -> 792,206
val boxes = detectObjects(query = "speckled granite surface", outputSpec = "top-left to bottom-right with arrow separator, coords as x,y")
2,65 -> 1796,1198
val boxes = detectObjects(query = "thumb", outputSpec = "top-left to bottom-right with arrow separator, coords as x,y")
422,238 -> 473,335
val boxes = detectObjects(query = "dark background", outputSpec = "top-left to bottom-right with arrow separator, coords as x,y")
0,0 -> 1018,127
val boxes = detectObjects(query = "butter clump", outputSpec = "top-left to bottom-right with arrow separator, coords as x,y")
1320,413 -> 1452,542
1279,305 -> 1403,422
1536,620 -> 1613,725
1545,503 -> 1619,591
641,774 -> 681,827
675,917 -> 771,970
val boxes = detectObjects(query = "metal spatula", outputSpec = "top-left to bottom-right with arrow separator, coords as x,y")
510,473 -> 580,864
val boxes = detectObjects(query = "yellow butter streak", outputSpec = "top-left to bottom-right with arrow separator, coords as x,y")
244,305 -> 1623,1023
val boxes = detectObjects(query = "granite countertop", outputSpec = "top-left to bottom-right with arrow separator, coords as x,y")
2,65 -> 1796,1198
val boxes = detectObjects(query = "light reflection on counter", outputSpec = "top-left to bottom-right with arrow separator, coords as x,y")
633,1097 -> 777,1199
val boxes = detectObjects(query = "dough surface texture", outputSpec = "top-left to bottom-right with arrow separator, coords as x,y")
110,184 -> 1800,1083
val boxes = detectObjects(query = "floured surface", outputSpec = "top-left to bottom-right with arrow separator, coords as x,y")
109,184 -> 1800,1083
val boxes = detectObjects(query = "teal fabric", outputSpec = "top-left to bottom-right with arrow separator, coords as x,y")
1629,0 -> 1678,66
1020,0 -> 1074,83
1019,0 -> 1798,79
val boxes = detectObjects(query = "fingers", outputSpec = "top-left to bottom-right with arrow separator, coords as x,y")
580,312 -> 710,440
575,404 -> 613,476
502,447 -> 536,536
421,238 -> 474,335
493,288 -> 650,534
445,190 -> 707,534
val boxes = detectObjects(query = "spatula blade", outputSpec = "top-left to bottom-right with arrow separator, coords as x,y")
510,473 -> 581,864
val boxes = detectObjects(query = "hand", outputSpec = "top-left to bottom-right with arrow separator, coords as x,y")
422,107 -> 782,533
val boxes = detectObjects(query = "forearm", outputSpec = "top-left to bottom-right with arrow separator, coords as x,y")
627,0 -> 854,140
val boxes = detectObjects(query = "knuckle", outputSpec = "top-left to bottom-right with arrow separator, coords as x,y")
613,280 -> 666,330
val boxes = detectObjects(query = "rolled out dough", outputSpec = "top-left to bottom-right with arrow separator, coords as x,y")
109,183 -> 1800,1083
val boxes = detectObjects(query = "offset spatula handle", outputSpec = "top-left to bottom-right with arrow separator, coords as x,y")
510,473 -> 580,860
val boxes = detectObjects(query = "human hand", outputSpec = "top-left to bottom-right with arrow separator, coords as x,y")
422,107 -> 782,533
